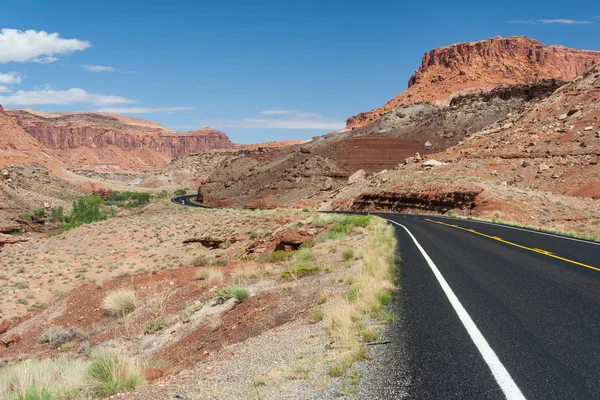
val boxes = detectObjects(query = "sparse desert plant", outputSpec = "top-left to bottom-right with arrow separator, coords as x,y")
309,309 -> 324,323
183,302 -> 203,318
447,209 -> 458,217
39,326 -> 78,349
296,248 -> 314,262
192,255 -> 209,267
103,290 -> 136,317
174,188 -> 189,196
86,355 -> 144,397
144,316 -> 166,334
266,250 -> 295,263
212,258 -> 229,267
281,264 -> 321,280
342,249 -> 355,261
197,268 -> 224,283
214,286 -> 250,303
219,240 -> 232,249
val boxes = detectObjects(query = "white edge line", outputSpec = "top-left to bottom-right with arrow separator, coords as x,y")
421,215 -> 600,247
387,219 -> 526,400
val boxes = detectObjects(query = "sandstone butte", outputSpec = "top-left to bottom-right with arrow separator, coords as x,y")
7,109 -> 236,160
346,36 -> 600,129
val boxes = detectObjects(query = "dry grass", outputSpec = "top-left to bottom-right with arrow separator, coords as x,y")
103,290 -> 137,317
197,267 -> 224,283
324,217 -> 398,374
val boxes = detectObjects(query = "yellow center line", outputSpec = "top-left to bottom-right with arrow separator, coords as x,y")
424,218 -> 600,273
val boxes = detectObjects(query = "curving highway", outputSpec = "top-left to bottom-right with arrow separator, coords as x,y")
170,194 -> 212,208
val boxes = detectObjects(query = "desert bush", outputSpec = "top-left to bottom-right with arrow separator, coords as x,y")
281,264 -> 321,280
192,255 -> 209,267
212,258 -> 229,267
63,195 -> 107,230
105,191 -> 151,208
309,309 -> 324,323
447,209 -> 458,217
33,207 -> 46,220
39,326 -> 78,349
342,249 -> 355,260
266,250 -> 295,263
183,302 -> 203,318
86,355 -> 144,397
103,290 -> 136,317
156,189 -> 168,199
174,188 -> 189,196
214,286 -> 249,303
144,316 -> 166,334
197,267 -> 224,283
50,206 -> 65,222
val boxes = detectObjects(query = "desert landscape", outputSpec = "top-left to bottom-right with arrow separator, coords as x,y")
1,6 -> 600,399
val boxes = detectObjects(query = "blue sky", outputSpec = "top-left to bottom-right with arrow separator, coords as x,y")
0,0 -> 598,143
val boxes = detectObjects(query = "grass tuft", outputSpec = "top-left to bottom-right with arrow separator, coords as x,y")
103,290 -> 136,318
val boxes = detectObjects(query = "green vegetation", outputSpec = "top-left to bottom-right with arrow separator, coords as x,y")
144,316 -> 166,334
105,191 -> 151,208
183,302 -> 203,318
281,264 -> 321,280
63,195 -> 107,231
156,189 -> 168,199
309,308 -> 324,323
50,206 -> 65,222
86,355 -> 144,398
447,209 -> 458,217
33,207 -> 46,220
103,290 -> 136,317
214,286 -> 250,303
342,249 -> 355,261
265,250 -> 295,263
174,188 -> 189,196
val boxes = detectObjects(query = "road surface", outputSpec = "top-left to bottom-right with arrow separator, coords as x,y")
362,213 -> 600,399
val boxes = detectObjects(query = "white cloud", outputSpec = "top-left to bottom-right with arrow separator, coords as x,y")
260,110 -> 294,115
0,72 -> 23,84
0,88 -> 136,106
95,107 -> 195,114
214,110 -> 344,130
508,18 -> 592,25
0,86 -> 10,93
82,65 -> 115,72
538,19 -> 592,25
0,28 -> 90,63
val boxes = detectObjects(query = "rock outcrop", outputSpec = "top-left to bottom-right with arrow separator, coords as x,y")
7,110 -> 237,171
346,36 -> 600,129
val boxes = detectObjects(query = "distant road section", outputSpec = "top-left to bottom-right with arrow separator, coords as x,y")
171,194 -> 211,208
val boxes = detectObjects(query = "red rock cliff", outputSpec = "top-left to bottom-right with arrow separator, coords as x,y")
346,36 -> 600,129
8,110 -> 236,160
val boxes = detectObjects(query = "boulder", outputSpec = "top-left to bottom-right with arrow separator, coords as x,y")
1,333 -> 20,347
421,160 -> 446,169
424,141 -> 432,148
0,319 -> 12,334
348,169 -> 366,184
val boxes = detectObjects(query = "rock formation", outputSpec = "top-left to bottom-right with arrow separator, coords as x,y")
346,36 -> 600,129
7,110 -> 236,171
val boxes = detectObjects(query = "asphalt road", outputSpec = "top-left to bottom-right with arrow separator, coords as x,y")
171,194 -> 211,208
362,213 -> 600,399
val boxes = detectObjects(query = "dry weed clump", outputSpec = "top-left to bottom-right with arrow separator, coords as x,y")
103,290 -> 137,317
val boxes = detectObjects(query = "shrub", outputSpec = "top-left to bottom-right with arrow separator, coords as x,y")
174,188 -> 189,196
296,248 -> 314,262
447,209 -> 458,217
281,264 -> 321,280
63,195 -> 107,230
39,326 -> 78,349
156,189 -> 168,199
376,292 -> 393,306
103,290 -> 136,317
144,316 -> 166,334
214,286 -> 250,303
192,255 -> 209,267
219,240 -> 232,249
342,249 -> 355,261
309,309 -> 324,323
105,191 -> 151,208
50,206 -> 65,222
212,258 -> 229,267
86,355 -> 143,397
266,250 -> 295,263
33,207 -> 46,220
197,268 -> 224,283
22,212 -> 32,221
183,302 -> 203,318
